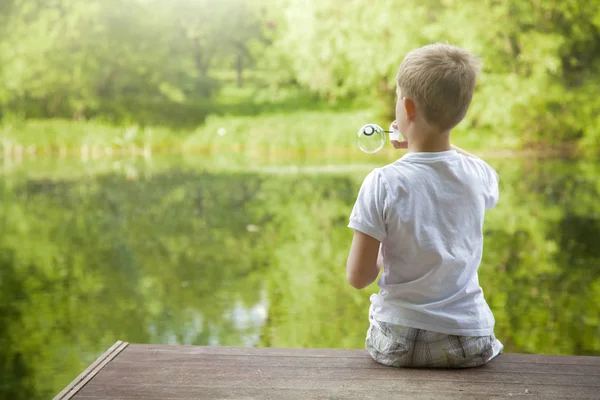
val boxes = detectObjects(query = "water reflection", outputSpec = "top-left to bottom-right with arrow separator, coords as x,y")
0,156 -> 598,399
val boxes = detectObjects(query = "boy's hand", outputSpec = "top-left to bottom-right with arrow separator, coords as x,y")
392,140 -> 408,149
390,120 -> 408,149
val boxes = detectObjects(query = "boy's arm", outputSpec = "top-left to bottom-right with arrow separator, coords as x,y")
346,231 -> 381,289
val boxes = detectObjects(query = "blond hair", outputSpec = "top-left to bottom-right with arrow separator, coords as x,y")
396,43 -> 482,131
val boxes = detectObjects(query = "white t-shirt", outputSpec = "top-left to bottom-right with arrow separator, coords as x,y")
348,150 -> 499,336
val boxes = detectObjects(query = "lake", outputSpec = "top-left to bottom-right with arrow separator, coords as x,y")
1,154 -> 599,399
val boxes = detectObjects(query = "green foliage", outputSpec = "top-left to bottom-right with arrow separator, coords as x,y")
0,0 -> 266,126
1,0 -> 600,149
265,0 -> 600,150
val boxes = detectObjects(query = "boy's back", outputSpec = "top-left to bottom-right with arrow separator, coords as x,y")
349,150 -> 499,336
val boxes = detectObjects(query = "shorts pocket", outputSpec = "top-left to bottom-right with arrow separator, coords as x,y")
443,335 -> 495,368
366,320 -> 410,367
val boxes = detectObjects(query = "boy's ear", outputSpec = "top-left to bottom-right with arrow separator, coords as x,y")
403,97 -> 416,121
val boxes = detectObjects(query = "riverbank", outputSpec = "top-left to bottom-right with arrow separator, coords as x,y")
1,109 -> 526,158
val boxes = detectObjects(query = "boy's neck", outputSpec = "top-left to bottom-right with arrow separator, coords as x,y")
407,130 -> 452,153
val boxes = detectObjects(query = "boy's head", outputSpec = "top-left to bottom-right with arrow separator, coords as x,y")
396,43 -> 482,133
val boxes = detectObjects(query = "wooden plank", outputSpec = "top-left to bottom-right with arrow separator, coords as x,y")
65,344 -> 600,400
494,352 -> 600,366
71,390 -> 594,400
75,378 -> 600,399
72,390 -> 590,400
90,364 -> 600,386
53,341 -> 129,400
121,344 -> 600,365
72,388 -> 595,400
109,353 -> 600,376
122,344 -> 369,358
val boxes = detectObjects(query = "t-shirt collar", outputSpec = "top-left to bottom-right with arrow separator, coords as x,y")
400,150 -> 459,162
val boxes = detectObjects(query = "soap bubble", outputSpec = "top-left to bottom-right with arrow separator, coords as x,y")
357,124 -> 386,154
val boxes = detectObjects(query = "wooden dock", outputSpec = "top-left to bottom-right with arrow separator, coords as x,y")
54,341 -> 600,399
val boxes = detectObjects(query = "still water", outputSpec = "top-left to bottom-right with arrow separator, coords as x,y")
1,155 -> 599,399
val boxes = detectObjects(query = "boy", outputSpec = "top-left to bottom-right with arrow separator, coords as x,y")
346,43 -> 503,368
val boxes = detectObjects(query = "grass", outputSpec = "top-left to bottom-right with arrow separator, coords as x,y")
0,119 -> 178,151
0,109 -> 382,156
0,106 -> 525,160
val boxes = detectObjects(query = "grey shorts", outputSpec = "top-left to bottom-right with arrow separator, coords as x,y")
366,309 -> 504,368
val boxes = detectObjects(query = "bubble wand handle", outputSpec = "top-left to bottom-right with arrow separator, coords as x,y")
385,121 -> 400,141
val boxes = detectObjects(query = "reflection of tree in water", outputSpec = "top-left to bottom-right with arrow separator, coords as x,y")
255,174 -> 364,350
482,159 -> 600,356
0,171 -> 272,399
2,159 -> 600,399
0,250 -> 36,400
557,215 -> 600,271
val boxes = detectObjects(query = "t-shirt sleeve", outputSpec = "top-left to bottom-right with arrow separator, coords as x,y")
348,169 -> 388,242
481,161 -> 500,209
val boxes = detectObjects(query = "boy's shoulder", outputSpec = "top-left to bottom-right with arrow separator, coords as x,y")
368,161 -> 410,192
466,156 -> 500,184
376,162 -> 401,180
